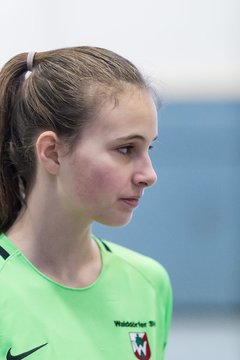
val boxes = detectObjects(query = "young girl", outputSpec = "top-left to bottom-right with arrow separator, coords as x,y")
0,47 -> 172,359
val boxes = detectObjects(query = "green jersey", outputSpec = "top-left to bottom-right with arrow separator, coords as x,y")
0,233 -> 172,360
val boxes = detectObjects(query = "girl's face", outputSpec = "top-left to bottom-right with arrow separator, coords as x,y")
58,88 -> 158,227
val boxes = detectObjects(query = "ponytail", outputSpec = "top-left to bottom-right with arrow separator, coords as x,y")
0,53 -> 28,232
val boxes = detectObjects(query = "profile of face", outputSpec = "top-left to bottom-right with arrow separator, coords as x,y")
55,88 -> 158,227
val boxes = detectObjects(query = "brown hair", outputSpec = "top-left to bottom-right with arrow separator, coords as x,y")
0,46 -> 151,232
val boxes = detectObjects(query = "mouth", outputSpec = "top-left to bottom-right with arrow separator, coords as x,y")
120,197 -> 140,208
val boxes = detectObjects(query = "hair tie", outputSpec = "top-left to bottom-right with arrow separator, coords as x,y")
26,52 -> 36,71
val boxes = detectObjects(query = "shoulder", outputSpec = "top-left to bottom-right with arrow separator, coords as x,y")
0,233 -> 19,280
0,235 -> 11,272
103,239 -> 171,294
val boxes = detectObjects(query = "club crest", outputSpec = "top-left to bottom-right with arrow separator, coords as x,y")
129,332 -> 151,360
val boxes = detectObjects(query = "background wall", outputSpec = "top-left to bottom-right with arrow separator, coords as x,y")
1,0 -> 239,358
1,0 -> 239,100
94,101 -> 240,311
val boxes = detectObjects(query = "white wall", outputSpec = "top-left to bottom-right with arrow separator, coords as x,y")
1,0 -> 239,99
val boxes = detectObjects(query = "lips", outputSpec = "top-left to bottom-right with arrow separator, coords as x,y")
120,197 -> 140,208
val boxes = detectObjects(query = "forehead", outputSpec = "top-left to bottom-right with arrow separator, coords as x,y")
85,88 -> 158,139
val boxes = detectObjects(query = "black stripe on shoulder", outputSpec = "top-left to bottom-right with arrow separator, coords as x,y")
101,241 -> 112,253
0,245 -> 10,260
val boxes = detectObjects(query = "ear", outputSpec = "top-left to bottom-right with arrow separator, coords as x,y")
35,131 -> 62,175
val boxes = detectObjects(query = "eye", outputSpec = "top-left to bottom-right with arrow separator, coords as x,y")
117,145 -> 134,155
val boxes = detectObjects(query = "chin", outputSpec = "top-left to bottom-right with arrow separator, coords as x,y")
96,213 -> 133,228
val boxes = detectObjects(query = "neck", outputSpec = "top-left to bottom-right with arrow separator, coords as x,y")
6,182 -> 102,287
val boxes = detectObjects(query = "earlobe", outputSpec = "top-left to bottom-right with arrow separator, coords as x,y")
35,131 -> 61,175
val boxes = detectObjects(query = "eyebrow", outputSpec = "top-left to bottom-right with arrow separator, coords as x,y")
115,135 -> 158,142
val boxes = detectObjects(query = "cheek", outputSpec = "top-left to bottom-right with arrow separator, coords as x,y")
72,161 -> 122,201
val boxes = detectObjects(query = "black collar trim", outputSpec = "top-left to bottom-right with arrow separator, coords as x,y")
101,240 -> 112,253
0,245 -> 10,260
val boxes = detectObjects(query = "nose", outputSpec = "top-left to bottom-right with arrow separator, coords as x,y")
133,155 -> 157,188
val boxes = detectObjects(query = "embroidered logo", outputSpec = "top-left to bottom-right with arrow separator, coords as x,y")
129,332 -> 151,360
